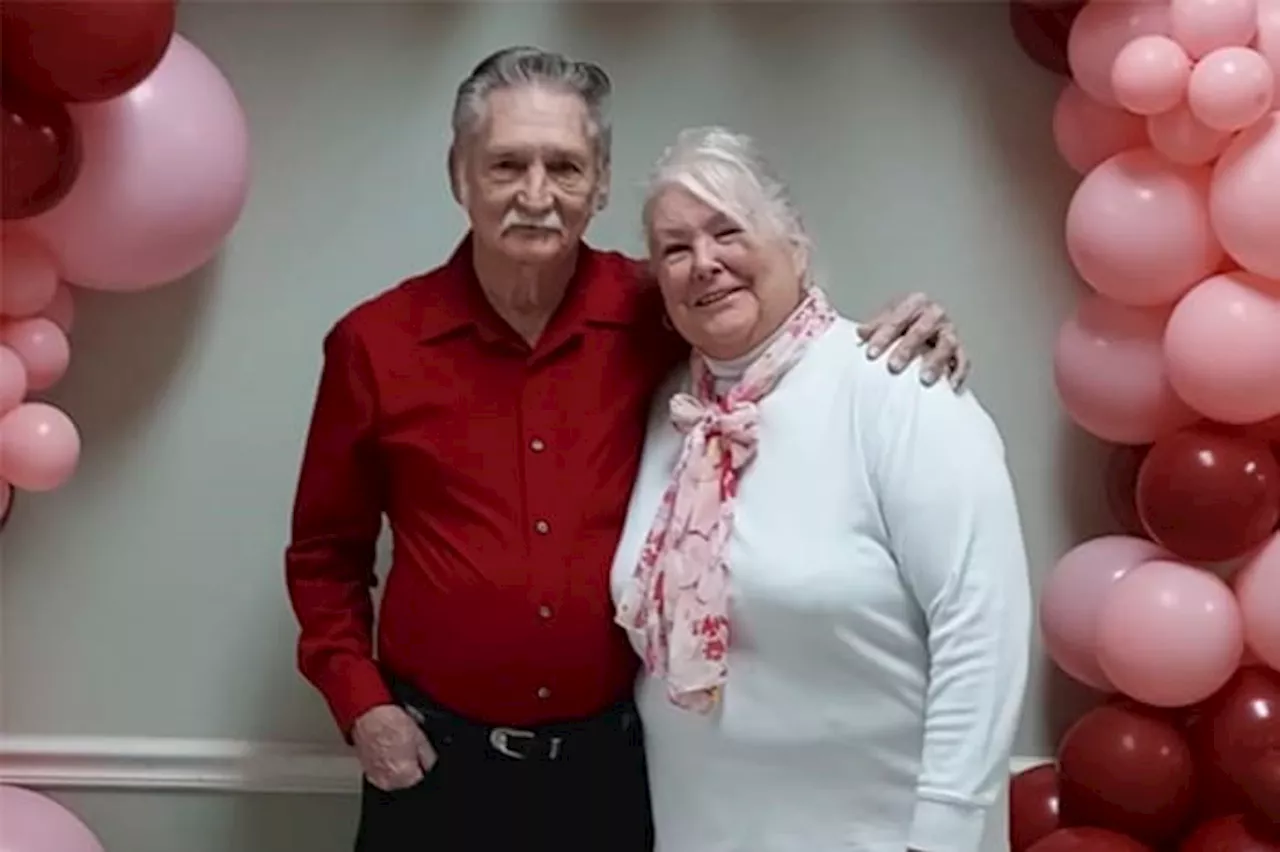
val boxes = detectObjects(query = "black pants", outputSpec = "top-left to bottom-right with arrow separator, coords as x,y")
353,679 -> 654,852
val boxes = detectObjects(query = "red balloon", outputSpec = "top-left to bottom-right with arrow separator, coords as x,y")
1243,749 -> 1280,825
1009,0 -> 1085,76
1135,427 -> 1280,562
1058,703 -> 1197,845
1028,827 -> 1152,852
0,82 -> 81,220
1011,763 -> 1062,851
1186,667 -> 1280,820
1105,443 -> 1150,536
0,0 -> 176,102
1180,814 -> 1280,851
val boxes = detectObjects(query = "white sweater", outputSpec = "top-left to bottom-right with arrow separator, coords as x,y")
609,318 -> 1032,852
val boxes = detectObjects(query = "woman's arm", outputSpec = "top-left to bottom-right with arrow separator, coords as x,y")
868,363 -> 1033,852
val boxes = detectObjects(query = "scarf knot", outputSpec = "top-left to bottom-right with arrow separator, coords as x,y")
615,288 -> 838,713
670,393 -> 760,473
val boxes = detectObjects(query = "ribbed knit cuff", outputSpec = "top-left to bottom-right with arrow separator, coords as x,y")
907,795 -> 989,852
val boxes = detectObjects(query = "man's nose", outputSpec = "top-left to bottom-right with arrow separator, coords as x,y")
518,165 -> 552,211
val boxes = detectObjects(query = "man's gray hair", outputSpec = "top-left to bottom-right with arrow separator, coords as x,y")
642,126 -> 812,265
451,46 -> 613,168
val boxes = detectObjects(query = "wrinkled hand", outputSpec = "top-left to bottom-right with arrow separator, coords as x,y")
857,292 -> 970,390
352,704 -> 437,791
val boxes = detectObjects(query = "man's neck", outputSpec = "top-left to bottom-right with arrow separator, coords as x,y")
472,243 -> 579,346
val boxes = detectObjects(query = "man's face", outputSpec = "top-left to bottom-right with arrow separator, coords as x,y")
454,85 -> 607,267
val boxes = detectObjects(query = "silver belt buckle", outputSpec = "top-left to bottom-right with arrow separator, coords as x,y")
488,726 -> 563,760
488,727 -> 535,759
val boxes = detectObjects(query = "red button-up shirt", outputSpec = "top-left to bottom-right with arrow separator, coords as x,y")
285,236 -> 686,734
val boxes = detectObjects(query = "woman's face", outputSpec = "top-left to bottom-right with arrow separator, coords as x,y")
647,186 -> 804,361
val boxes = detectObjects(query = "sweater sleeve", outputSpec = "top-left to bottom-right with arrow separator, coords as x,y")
866,363 -> 1033,852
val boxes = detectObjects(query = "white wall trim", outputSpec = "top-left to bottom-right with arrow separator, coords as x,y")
0,734 -> 1051,794
0,735 -> 360,794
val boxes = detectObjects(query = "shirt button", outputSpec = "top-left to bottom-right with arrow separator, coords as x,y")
537,687 -> 551,699
530,438 -> 546,452
534,519 -> 550,534
538,605 -> 553,619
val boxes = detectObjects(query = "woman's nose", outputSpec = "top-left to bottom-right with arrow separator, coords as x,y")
691,240 -> 721,282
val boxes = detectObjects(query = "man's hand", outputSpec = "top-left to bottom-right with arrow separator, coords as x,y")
857,292 -> 970,390
352,704 -> 437,791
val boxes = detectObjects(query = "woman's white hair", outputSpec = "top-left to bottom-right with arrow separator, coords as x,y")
642,126 -> 812,272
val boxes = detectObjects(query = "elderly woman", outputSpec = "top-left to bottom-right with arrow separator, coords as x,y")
611,127 -> 1032,852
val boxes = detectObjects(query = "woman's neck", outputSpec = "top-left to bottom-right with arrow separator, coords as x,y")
700,290 -> 808,387
703,326 -> 784,383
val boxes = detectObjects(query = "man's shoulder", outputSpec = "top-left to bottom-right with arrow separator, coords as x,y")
585,243 -> 645,277
327,262 -> 456,344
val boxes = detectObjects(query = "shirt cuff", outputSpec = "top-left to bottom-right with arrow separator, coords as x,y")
907,794 -> 989,852
315,657 -> 395,743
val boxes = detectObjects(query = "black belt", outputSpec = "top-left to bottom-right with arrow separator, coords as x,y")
386,675 -> 640,763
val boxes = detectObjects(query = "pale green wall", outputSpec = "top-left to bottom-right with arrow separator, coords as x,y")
2,2 -> 1111,849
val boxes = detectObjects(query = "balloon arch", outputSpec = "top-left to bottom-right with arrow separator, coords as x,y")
1009,0 -> 1280,850
1,0 -> 1279,849
0,1 -> 250,847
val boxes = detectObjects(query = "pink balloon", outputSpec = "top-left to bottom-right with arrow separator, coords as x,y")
1054,292 -> 1200,443
1234,533 -> 1280,671
1069,1 -> 1172,106
1041,535 -> 1170,691
1147,103 -> 1234,165
1163,271 -> 1280,423
24,34 -> 250,292
1052,82 -> 1150,174
1065,148 -> 1223,306
0,346 -> 27,416
0,785 -> 104,852
1171,0 -> 1259,58
1187,46 -> 1275,131
1096,559 -> 1244,707
1210,111 -> 1280,278
0,402 -> 81,491
1112,35 -> 1192,115
0,230 -> 58,319
0,317 -> 69,391
1261,0 -> 1280,108
39,283 -> 75,335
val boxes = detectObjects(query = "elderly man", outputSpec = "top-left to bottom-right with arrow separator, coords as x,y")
285,46 -> 970,852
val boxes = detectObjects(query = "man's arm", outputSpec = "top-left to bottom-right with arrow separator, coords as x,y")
870,363 -> 1032,852
858,292 -> 971,389
285,321 -> 393,739
628,254 -> 970,388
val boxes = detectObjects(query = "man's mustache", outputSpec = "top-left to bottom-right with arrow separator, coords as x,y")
502,208 -> 564,233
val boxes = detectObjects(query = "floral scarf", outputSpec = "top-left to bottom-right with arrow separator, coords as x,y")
614,287 -> 838,712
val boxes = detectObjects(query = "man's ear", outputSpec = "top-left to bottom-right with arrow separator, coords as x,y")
447,145 -> 465,205
594,164 -> 611,212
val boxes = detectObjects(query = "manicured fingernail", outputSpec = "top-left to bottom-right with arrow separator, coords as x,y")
867,346 -> 881,358
921,370 -> 936,384
891,355 -> 907,370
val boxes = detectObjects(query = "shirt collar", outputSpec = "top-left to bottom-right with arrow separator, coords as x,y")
413,233 -> 644,345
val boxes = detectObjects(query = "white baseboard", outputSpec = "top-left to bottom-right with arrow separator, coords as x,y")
0,735 -> 360,794
0,734 -> 1049,794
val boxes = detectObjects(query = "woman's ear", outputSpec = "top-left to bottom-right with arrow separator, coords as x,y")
790,240 -> 811,284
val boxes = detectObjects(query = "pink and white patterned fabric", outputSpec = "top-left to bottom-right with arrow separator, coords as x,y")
615,287 -> 838,712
